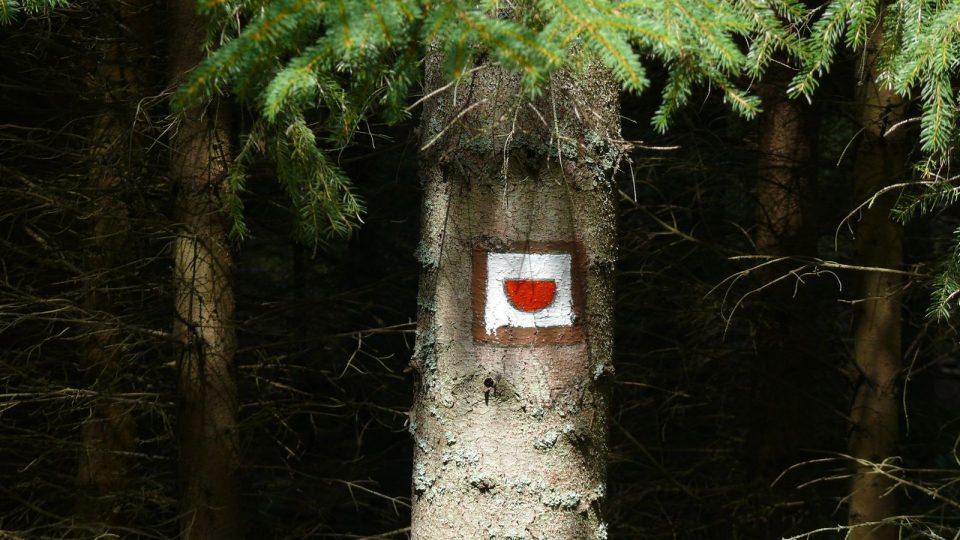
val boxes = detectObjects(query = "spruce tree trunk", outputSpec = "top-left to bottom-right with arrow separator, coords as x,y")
410,55 -> 621,539
748,62 -> 818,479
745,61 -> 821,537
169,2 -> 241,539
75,0 -> 152,525
848,4 -> 906,538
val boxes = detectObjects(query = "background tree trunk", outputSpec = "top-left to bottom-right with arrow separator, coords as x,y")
748,62 -> 819,480
168,2 -> 241,538
74,0 -> 153,526
741,60 -> 823,538
848,4 -> 906,538
410,56 -> 621,539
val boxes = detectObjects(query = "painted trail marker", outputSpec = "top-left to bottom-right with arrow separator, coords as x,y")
504,279 -> 557,313
472,243 -> 585,345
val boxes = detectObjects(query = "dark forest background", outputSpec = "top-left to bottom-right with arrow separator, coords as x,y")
2,2 -> 960,539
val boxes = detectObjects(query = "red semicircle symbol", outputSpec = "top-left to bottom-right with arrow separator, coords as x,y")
504,279 -> 557,313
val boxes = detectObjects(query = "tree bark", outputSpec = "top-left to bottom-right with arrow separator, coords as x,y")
748,62 -> 819,479
739,61 -> 823,539
168,2 -> 241,539
410,55 -> 621,539
75,0 -> 153,526
848,4 -> 906,538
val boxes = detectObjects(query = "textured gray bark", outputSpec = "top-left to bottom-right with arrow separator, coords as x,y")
410,55 -> 621,540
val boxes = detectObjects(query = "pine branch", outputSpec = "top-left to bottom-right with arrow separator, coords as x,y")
0,0 -> 69,23
176,0 -> 840,247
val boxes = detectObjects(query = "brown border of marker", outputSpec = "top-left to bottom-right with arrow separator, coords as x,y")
471,240 -> 586,345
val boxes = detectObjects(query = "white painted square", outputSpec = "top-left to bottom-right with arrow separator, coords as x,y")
484,252 -> 575,335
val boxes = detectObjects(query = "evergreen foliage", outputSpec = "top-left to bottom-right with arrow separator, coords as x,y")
928,226 -> 960,320
0,0 -> 68,23
791,0 -> 960,160
176,0 -> 808,243
790,0 -> 960,319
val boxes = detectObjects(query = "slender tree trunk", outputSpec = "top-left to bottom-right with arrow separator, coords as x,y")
75,98 -> 140,530
169,2 -> 241,539
410,54 -> 621,538
741,61 -> 821,539
748,62 -> 819,479
848,4 -> 906,538
75,0 -> 153,526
